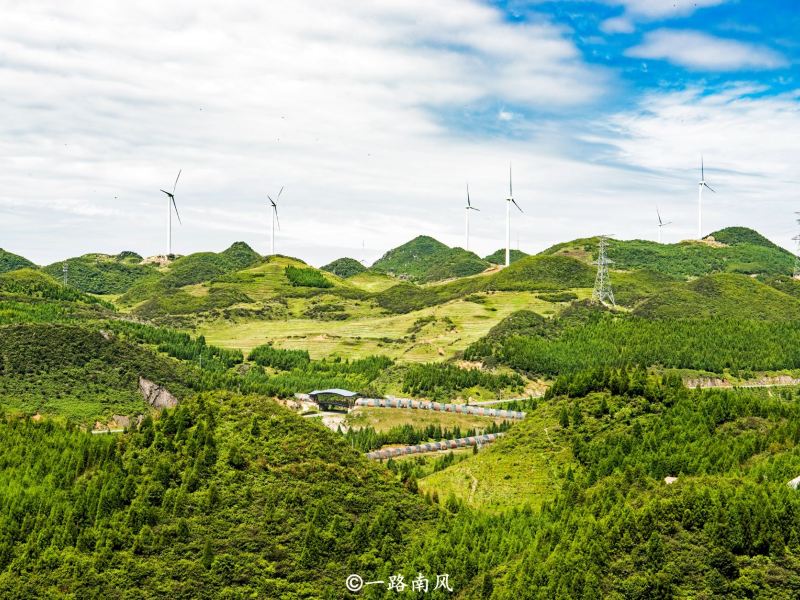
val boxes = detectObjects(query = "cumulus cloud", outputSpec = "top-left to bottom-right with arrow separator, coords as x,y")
0,0 -> 613,263
626,29 -> 788,71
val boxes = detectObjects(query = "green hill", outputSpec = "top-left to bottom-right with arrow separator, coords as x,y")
371,235 -> 489,283
0,392 -> 433,597
0,323 -> 194,420
120,242 -> 264,307
543,228 -> 793,278
484,248 -> 527,264
634,272 -> 800,320
321,257 -> 367,278
407,378 -> 800,597
0,248 -> 35,274
491,254 -> 595,291
43,252 -> 158,294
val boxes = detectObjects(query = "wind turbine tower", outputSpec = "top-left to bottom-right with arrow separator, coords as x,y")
697,157 -> 715,240
464,184 -> 479,251
267,187 -> 284,256
160,170 -> 182,258
505,164 -> 523,267
656,207 -> 672,244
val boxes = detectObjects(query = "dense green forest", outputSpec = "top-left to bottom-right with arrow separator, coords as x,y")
0,394 -> 434,598
467,304 -> 800,376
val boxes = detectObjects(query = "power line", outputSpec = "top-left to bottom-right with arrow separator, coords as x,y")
592,235 -> 615,307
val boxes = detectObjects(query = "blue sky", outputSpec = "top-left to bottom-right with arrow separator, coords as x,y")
0,0 -> 798,265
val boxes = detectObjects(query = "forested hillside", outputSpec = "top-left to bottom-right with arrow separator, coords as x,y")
0,248 -> 35,274
43,252 -> 157,294
0,394 -> 434,598
372,236 -> 489,283
542,227 -> 794,278
321,257 -> 367,278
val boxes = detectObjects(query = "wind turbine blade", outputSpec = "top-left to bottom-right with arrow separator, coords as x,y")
273,206 -> 281,230
466,183 -> 471,207
657,206 -> 662,225
173,169 -> 182,194
276,186 -> 284,202
472,207 -> 480,212
701,156 -> 704,180
160,189 -> 172,197
268,195 -> 275,206
512,199 -> 523,213
509,163 -> 513,197
172,198 -> 182,225
664,221 -> 673,226
704,183 -> 716,193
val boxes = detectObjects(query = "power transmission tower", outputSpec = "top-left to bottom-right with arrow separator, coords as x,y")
592,236 -> 616,307
62,262 -> 69,287
794,212 -> 800,280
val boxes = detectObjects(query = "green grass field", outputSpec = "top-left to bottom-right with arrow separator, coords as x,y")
419,405 -> 571,512
196,290 -> 583,361
346,407 -> 510,432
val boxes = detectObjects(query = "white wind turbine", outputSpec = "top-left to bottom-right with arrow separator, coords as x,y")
464,183 -> 479,251
656,206 -> 672,244
267,186 -> 284,256
505,164 -> 523,267
160,170 -> 182,258
697,156 -> 716,240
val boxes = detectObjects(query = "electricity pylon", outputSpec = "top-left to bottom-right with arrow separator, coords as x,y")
794,213 -> 800,280
592,236 -> 616,307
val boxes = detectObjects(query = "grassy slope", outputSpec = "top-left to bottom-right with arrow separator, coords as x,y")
419,402 -> 571,511
199,291 -> 558,362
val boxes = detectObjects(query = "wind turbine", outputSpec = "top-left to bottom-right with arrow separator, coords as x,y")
464,183 -> 479,251
505,164 -> 523,267
267,186 -> 284,256
697,156 -> 715,240
656,206 -> 672,244
160,170 -> 182,258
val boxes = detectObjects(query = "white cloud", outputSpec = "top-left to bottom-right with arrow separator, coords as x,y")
498,110 -> 514,121
0,0 -> 614,264
0,1 -> 798,266
600,16 -> 635,34
601,0 -> 729,34
626,29 -> 788,71
607,0 -> 728,19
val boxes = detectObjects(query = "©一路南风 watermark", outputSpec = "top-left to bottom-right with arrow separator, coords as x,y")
345,572 -> 453,594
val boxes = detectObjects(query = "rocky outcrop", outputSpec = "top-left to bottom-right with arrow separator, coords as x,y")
112,414 -> 131,429
138,377 -> 178,409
